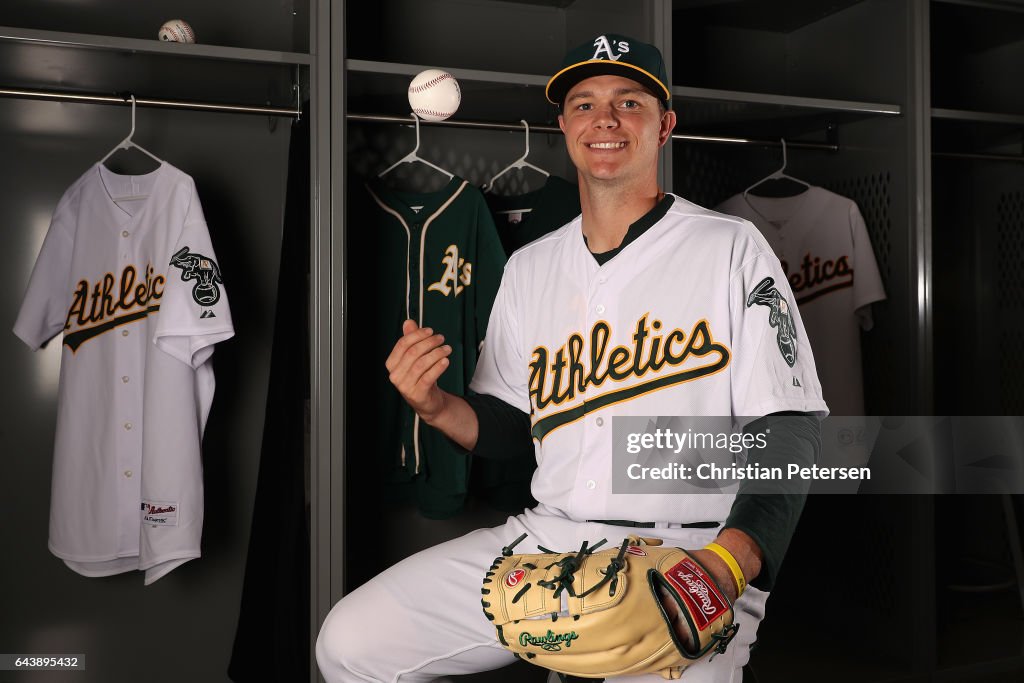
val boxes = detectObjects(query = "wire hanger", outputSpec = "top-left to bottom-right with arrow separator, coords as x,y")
100,95 -> 163,167
742,139 -> 811,200
483,119 -> 550,194
378,113 -> 454,180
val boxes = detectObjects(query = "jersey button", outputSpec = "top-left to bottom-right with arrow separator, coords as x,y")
596,305 -> 605,314
586,479 -> 597,490
596,417 -> 604,427
124,422 -> 133,431
124,470 -> 133,478
121,330 -> 129,337
122,230 -> 130,238
122,376 -> 130,383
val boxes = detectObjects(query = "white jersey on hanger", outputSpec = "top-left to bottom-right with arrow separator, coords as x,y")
14,161 -> 234,584
716,186 -> 886,416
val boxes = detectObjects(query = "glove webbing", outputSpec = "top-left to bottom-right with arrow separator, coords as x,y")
535,539 -> 607,600
482,537 -> 641,659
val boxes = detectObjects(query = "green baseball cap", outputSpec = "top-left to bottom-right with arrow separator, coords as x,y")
546,34 -> 671,108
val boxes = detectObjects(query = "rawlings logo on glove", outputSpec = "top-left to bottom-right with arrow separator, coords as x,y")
481,534 -> 738,680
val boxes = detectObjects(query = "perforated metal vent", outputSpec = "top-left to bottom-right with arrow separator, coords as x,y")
997,192 -> 1024,413
672,143 -> 742,209
1000,328 -> 1024,414
826,172 -> 893,288
997,192 -> 1024,311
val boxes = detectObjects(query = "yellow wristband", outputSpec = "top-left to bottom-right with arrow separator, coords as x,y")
705,542 -> 746,596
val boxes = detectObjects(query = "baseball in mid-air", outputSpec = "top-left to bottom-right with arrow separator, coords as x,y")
158,19 -> 195,44
407,69 -> 461,122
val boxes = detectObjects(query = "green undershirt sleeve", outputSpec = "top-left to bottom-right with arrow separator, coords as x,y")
725,412 -> 821,592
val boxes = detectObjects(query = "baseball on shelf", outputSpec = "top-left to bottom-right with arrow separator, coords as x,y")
407,69 -> 461,122
158,19 -> 195,44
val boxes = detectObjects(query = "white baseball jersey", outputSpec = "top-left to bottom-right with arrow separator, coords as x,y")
14,161 -> 234,584
470,194 -> 828,524
716,187 -> 886,416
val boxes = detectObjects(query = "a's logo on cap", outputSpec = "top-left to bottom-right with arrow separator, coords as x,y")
592,35 -> 630,61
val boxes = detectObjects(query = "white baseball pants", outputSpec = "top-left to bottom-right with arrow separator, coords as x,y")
316,504 -> 767,683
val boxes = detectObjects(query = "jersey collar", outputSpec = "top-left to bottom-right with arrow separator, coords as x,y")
585,193 -> 675,265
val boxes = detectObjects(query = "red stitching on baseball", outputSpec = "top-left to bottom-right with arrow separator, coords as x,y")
413,108 -> 454,119
409,73 -> 455,94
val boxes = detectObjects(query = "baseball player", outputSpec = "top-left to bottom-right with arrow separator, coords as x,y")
14,161 -> 233,585
317,34 -> 826,682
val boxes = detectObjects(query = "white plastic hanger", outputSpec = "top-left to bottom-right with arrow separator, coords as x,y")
483,120 -> 549,195
100,95 -> 163,168
742,139 -> 811,200
378,113 -> 454,180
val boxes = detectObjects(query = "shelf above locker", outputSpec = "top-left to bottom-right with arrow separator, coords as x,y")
932,108 -> 1024,125
349,60 -> 900,113
346,60 -> 554,127
0,25 -> 311,65
673,0 -> 866,33
932,110 -> 1024,162
672,86 -> 900,141
347,59 -> 545,86
674,86 -> 900,116
0,26 -> 305,119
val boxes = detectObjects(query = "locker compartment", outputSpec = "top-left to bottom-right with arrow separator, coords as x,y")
672,0 -> 907,105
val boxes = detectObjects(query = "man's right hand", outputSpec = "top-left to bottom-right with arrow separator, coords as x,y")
385,319 -> 453,424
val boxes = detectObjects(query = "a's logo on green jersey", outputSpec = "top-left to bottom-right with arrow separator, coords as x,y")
428,244 -> 472,297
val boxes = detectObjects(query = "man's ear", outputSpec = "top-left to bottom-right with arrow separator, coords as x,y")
658,109 -> 677,148
557,113 -> 566,134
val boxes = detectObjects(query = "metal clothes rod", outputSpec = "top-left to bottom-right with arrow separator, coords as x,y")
933,151 -> 1024,164
347,113 -> 839,152
0,86 -> 302,118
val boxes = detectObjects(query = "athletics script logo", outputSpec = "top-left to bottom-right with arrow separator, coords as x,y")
62,264 -> 164,352
529,315 -> 730,441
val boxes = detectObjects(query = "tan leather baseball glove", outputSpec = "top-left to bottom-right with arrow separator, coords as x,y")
480,534 -> 738,680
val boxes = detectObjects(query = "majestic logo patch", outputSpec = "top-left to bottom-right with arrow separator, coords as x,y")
169,247 -> 223,307
746,277 -> 797,367
592,35 -> 629,61
62,264 -> 164,352
519,630 -> 579,651
504,568 -> 527,588
427,244 -> 472,297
